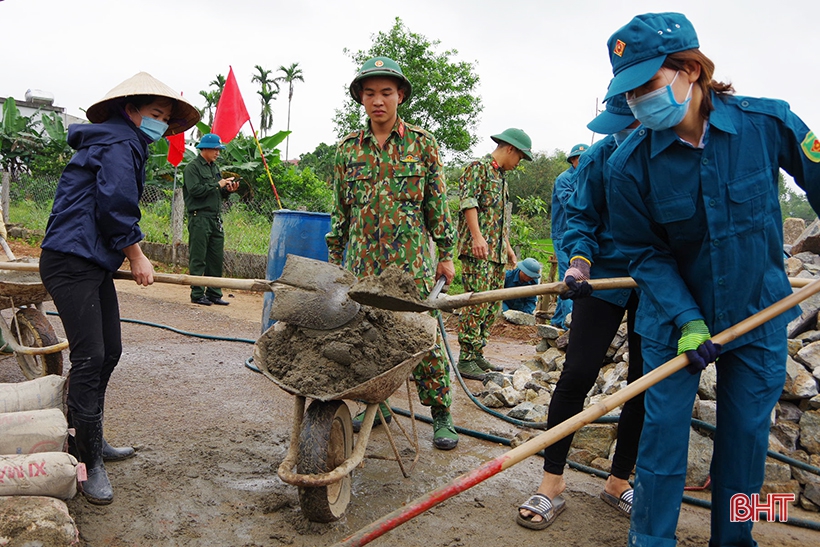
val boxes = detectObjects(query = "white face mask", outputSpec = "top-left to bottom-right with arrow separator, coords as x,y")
626,71 -> 693,131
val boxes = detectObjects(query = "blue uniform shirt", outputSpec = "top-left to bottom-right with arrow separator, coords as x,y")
563,135 -> 635,308
502,268 -> 538,314
607,92 -> 820,350
550,165 -> 577,247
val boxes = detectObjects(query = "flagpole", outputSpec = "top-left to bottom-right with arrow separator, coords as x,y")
246,119 -> 283,210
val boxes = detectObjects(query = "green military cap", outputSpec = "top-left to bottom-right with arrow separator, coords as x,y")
567,143 -> 588,162
491,128 -> 533,161
349,56 -> 413,105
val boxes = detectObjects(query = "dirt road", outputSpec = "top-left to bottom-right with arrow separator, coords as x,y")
1,246 -> 818,546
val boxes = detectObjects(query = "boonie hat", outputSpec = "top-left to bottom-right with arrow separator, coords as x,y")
491,128 -> 533,161
567,143 -> 588,162
518,258 -> 542,280
349,57 -> 413,105
196,133 -> 226,150
86,72 -> 200,136
604,12 -> 699,100
587,92 -> 636,135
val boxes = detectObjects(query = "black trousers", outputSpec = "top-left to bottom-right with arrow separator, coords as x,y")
39,250 -> 122,416
543,292 -> 645,480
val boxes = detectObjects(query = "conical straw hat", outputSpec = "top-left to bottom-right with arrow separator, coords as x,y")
86,72 -> 200,136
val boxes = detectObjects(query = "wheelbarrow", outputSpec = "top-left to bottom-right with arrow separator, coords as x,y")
0,260 -> 67,379
253,311 -> 438,523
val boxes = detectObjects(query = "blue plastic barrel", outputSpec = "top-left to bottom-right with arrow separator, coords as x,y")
261,210 -> 332,333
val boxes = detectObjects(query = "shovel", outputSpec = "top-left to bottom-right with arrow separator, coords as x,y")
349,276 -> 638,312
0,254 -> 360,330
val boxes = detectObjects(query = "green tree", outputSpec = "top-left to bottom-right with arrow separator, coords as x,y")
275,62 -> 304,160
779,172 -> 817,223
251,65 -> 279,136
333,17 -> 482,160
298,142 -> 335,183
507,149 -> 569,229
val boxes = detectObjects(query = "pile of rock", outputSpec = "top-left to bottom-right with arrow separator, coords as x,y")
474,218 -> 820,512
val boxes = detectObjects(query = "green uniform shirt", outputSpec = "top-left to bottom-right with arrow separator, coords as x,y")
183,154 -> 225,215
326,117 -> 456,287
457,156 -> 508,264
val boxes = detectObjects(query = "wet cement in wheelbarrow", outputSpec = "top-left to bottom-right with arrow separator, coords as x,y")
258,306 -> 432,396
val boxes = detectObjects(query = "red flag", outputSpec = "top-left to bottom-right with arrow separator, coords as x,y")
166,132 -> 185,167
211,67 -> 250,143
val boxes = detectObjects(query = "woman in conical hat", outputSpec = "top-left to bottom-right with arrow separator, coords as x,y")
39,72 -> 199,505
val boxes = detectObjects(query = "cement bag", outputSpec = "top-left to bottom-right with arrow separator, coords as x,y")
0,452 -> 78,499
0,375 -> 66,414
0,408 -> 68,455
0,495 -> 79,546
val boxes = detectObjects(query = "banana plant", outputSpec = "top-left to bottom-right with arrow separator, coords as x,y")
0,98 -> 44,177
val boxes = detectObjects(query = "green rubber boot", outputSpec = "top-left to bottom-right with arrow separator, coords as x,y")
457,359 -> 486,381
431,407 -> 458,450
475,354 -> 504,372
352,402 -> 392,433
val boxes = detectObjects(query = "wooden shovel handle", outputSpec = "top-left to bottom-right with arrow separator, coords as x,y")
0,260 -> 274,292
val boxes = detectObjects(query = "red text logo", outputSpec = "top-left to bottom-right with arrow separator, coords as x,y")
730,493 -> 795,522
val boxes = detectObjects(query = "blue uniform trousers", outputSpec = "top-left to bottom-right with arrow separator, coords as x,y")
551,247 -> 572,328
629,331 -> 786,547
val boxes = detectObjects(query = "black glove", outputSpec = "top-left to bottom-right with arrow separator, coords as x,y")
560,275 -> 594,300
684,340 -> 722,374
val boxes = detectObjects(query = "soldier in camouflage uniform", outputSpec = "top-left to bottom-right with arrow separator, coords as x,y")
456,129 -> 532,380
326,56 -> 459,450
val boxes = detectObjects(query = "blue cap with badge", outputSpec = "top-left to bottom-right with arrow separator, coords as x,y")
604,12 -> 699,101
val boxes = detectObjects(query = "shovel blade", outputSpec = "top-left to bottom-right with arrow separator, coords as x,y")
269,255 -> 361,330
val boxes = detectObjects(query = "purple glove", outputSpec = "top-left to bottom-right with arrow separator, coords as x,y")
684,340 -> 722,374
564,258 -> 591,282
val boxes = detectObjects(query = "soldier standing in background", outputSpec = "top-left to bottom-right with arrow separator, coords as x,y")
456,128 -> 531,380
183,133 -> 239,306
326,56 -> 459,450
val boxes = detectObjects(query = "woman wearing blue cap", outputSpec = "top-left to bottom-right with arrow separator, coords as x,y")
517,94 -> 645,529
603,12 -> 820,546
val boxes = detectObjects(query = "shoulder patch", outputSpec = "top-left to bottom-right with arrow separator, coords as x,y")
801,131 -> 820,163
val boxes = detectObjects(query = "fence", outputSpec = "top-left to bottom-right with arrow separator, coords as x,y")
2,172 -> 280,279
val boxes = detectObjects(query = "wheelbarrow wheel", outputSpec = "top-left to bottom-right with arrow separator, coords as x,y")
11,307 -> 63,379
297,400 -> 353,522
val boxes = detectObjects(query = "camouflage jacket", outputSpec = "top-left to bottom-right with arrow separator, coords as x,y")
326,117 -> 456,288
457,156 -> 508,263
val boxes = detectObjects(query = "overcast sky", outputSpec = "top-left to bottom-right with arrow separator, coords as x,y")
3,0 -> 819,168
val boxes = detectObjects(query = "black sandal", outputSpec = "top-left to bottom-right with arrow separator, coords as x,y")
600,488 -> 633,517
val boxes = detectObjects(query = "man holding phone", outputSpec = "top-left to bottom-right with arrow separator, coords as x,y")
183,133 -> 238,305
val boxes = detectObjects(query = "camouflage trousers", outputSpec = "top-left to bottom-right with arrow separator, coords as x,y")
458,257 -> 505,359
409,277 -> 451,409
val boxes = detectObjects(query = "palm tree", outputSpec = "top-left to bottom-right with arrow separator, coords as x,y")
275,62 -> 304,160
251,65 -> 279,136
198,89 -> 219,127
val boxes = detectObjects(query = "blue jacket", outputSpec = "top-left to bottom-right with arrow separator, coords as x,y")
563,135 -> 635,307
502,268 -> 538,314
607,93 -> 820,350
42,116 -> 148,271
550,165 -> 576,247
